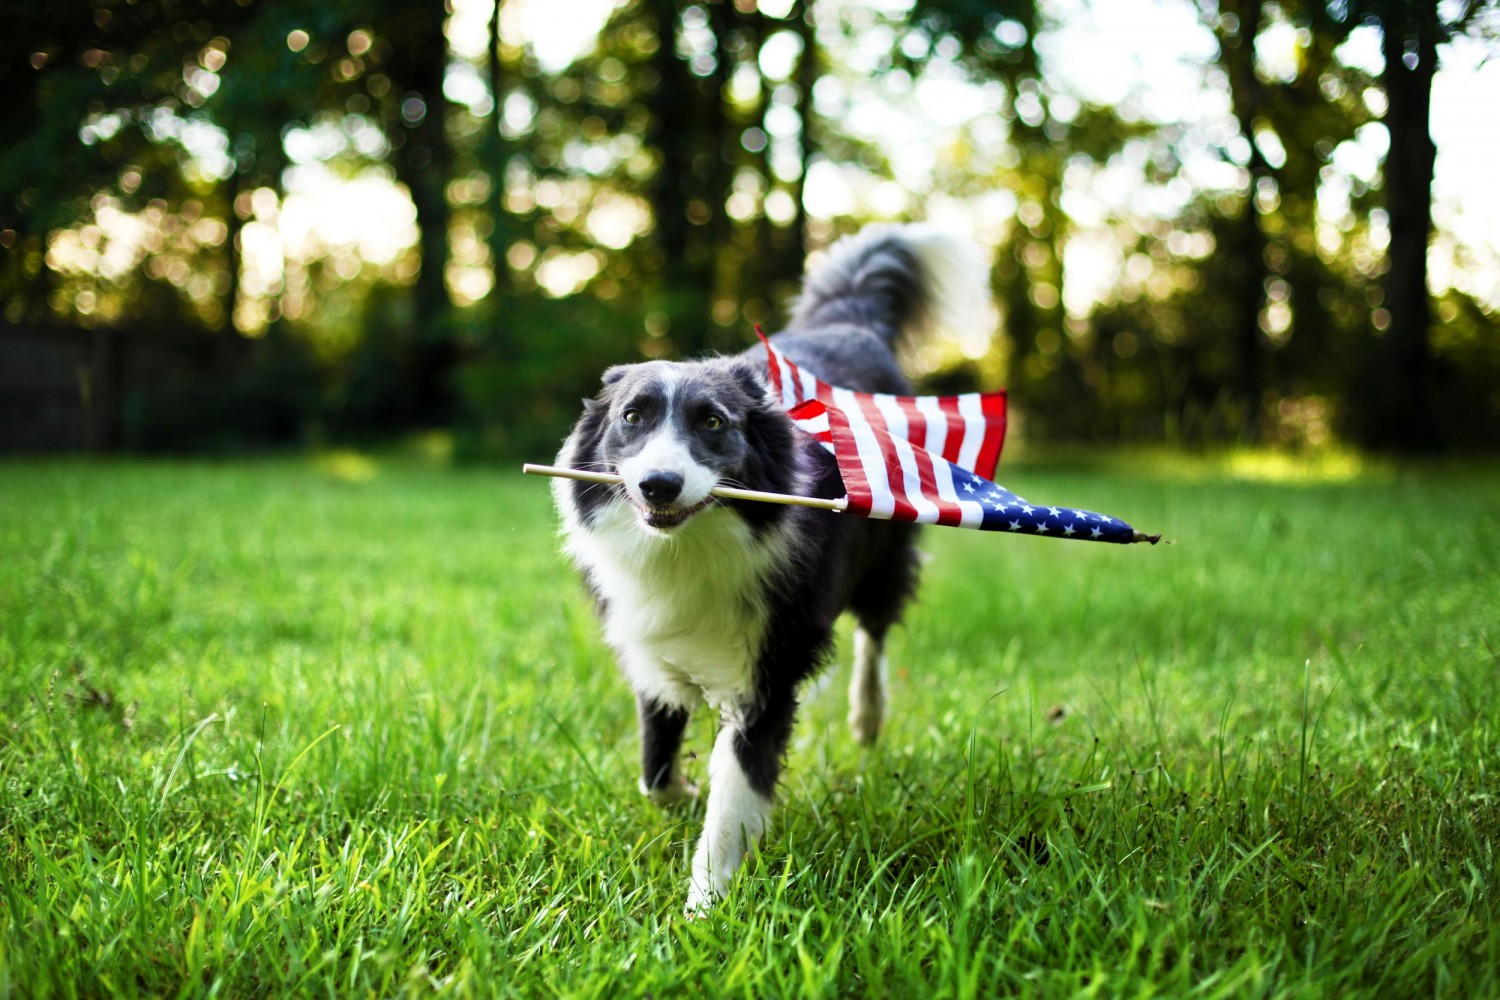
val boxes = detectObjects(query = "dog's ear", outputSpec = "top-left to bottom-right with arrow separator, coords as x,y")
725,359 -> 795,496
574,388 -> 613,443
582,364 -> 631,412
724,359 -> 774,406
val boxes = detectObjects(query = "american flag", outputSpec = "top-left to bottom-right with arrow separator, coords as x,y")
761,332 -> 1159,545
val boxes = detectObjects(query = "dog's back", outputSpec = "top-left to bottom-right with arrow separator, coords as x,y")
554,224 -> 992,912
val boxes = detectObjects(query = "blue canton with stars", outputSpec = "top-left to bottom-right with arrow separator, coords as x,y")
952,464 -> 1140,543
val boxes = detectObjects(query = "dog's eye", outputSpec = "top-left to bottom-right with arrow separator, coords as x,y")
622,409 -> 643,425
703,414 -> 723,431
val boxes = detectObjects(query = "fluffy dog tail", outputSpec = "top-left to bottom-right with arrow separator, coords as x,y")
787,223 -> 992,348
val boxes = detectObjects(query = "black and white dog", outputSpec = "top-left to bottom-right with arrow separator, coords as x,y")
552,225 -> 990,912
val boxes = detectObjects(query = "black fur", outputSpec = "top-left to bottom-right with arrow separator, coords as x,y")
637,694 -> 692,792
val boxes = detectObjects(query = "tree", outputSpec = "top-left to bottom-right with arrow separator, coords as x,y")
1362,0 -> 1439,449
644,0 -> 696,327
902,0 -> 1147,435
379,1 -> 457,423
486,0 -> 511,300
1204,0 -> 1381,442
0,0 -> 263,327
1208,0 -> 1271,439
1347,0 -> 1494,451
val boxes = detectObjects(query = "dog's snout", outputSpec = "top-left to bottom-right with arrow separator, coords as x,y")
639,471 -> 684,505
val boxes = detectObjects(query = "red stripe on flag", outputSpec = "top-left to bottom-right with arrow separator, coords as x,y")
823,404 -> 875,517
973,391 -> 1008,482
851,392 -> 919,521
934,395 -> 966,466
890,396 -> 961,525
910,438 -> 965,526
763,336 -> 1009,522
893,395 -> 929,456
757,327 -> 787,404
788,400 -> 833,443
882,396 -> 950,525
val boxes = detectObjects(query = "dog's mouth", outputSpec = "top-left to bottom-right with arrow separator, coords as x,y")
635,499 -> 712,530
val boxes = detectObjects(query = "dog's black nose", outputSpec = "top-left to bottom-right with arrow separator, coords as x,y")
639,471 -> 684,505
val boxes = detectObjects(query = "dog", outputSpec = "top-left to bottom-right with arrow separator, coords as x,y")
552,224 -> 991,912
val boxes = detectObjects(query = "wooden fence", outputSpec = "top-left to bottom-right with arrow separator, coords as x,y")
0,323 -> 256,452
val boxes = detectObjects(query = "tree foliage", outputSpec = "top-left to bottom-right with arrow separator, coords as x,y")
2,0 -> 1496,455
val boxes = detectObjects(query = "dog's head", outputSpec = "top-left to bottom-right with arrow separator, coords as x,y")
565,358 -> 795,534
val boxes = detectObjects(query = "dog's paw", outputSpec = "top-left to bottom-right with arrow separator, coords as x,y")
848,703 -> 883,745
639,774 -> 699,807
683,873 -> 725,917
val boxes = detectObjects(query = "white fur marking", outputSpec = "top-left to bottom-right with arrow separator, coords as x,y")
617,431 -> 717,510
686,724 -> 774,914
612,366 -> 720,510
848,626 -> 886,745
560,500 -> 788,711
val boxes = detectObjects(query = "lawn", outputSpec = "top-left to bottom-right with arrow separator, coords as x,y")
1,454 -> 1496,998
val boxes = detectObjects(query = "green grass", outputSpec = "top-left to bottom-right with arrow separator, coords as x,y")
1,454 -> 1496,998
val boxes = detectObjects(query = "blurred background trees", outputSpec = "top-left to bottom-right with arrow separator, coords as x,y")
2,0 -> 1496,457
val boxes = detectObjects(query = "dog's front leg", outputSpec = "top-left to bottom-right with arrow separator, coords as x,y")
685,693 -> 796,914
637,693 -> 697,805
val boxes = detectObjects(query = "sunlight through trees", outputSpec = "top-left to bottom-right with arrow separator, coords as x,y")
2,0 -> 1496,454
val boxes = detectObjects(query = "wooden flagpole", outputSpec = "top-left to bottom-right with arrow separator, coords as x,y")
521,464 -> 849,512
522,465 -> 1161,542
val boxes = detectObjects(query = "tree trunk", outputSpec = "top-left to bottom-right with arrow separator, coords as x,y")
1216,0 -> 1268,443
389,0 -> 455,425
703,0 -> 736,347
488,0 -> 509,300
790,0 -> 816,275
646,0 -> 699,349
1370,2 -> 1438,451
223,155 -> 243,334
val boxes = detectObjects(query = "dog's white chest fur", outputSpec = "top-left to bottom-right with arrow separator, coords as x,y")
563,502 -> 783,710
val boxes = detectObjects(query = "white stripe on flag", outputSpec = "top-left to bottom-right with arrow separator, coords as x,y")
915,394 -> 949,457
832,386 -> 896,519
799,367 -> 820,404
771,354 -> 792,407
874,394 -> 943,524
957,394 -> 986,472
929,459 -> 987,528
772,347 -> 802,407
872,393 -> 908,444
791,407 -> 835,453
781,379 -> 797,410
887,432 -> 940,524
793,410 -> 830,434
